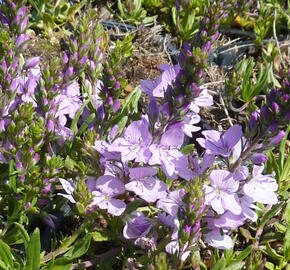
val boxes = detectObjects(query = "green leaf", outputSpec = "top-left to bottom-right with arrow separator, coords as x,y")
23,228 -> 40,270
260,202 -> 284,228
124,199 -> 144,214
90,231 -> 111,242
283,199 -> 290,225
284,225 -> 290,261
14,223 -> 30,249
0,239 -> 13,269
225,262 -> 245,270
212,257 -> 226,270
76,113 -> 95,136
232,245 -> 253,263
64,234 -> 91,259
8,159 -> 17,193
42,258 -> 73,270
180,144 -> 195,155
109,87 -> 141,135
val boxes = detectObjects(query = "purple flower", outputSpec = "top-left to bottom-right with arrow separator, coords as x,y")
204,229 -> 233,250
57,178 -> 76,203
205,170 -> 241,215
213,211 -> 245,230
140,64 -> 181,98
24,56 -> 40,69
16,34 -> 29,49
192,153 -> 215,178
197,124 -> 243,157
55,81 -> 82,119
149,128 -> 193,180
182,112 -> 201,137
90,175 -> 126,216
189,88 -> 213,113
123,211 -> 153,239
249,110 -> 259,129
125,167 -> 167,202
157,189 -> 185,216
243,165 -> 278,204
109,118 -> 152,163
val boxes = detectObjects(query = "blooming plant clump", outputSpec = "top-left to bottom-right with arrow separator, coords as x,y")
0,1 -> 289,269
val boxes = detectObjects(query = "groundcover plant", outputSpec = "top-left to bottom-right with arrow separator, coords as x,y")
0,0 -> 289,269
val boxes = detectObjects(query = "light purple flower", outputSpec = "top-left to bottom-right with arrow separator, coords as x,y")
123,211 -> 153,239
243,165 -> 278,204
189,88 -> 213,113
205,170 -> 241,215
90,175 -> 126,216
197,124 -> 243,157
24,57 -> 40,69
213,211 -> 245,230
192,153 -> 215,178
16,34 -> 29,49
125,167 -> 167,202
57,178 -> 76,203
157,189 -> 185,216
109,119 -> 152,163
204,230 -> 233,250
140,64 -> 181,98
55,81 -> 83,119
149,128 -> 193,180
182,112 -> 201,137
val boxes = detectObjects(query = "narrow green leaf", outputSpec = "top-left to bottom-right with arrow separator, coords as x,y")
264,242 -> 283,261
23,228 -> 40,270
260,202 -> 284,228
225,261 -> 245,270
284,226 -> 290,261
232,245 -> 253,263
14,223 -> 30,249
283,200 -> 290,225
0,239 -> 13,269
64,234 -> 91,259
76,113 -> 95,136
212,257 -> 226,270
8,160 -> 17,193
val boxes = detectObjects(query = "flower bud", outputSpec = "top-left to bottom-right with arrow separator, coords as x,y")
113,99 -> 121,113
250,153 -> 268,164
269,130 -> 286,146
149,96 -> 159,123
16,34 -> 29,49
24,56 -> 40,69
65,66 -> 74,79
249,110 -> 259,129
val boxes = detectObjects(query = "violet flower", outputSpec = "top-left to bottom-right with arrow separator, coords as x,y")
140,64 -> 181,98
90,175 -> 126,216
149,127 -> 193,180
125,167 -> 167,202
57,178 -> 76,203
204,170 -> 241,215
197,124 -> 243,157
123,211 -> 153,239
243,165 -> 278,205
108,118 -> 152,163
157,189 -> 185,216
55,81 -> 83,119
